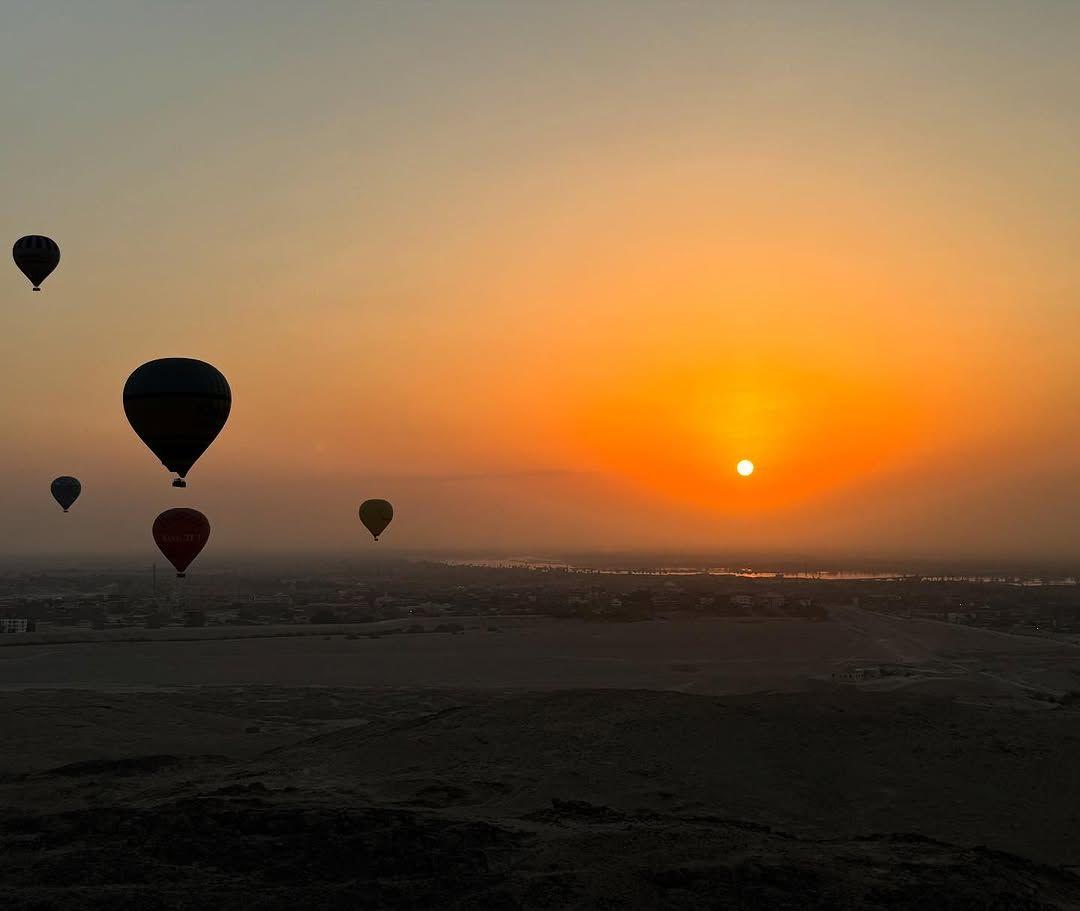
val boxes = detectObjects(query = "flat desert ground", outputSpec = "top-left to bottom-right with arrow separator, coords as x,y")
3,609 -> 1080,908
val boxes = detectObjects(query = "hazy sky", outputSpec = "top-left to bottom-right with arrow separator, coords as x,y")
2,1 -> 1079,560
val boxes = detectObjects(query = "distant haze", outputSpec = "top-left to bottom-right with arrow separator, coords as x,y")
2,1 -> 1079,561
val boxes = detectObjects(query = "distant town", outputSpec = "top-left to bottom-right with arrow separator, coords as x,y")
1,557 -> 1079,641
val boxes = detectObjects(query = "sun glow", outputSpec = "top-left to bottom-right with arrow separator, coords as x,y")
737,459 -> 755,477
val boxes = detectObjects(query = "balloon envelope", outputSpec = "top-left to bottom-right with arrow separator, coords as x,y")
359,499 -> 394,541
50,476 -> 81,512
12,235 -> 60,290
123,358 -> 231,487
152,508 -> 210,577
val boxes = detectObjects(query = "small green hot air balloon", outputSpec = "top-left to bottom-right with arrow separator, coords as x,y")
359,499 -> 393,541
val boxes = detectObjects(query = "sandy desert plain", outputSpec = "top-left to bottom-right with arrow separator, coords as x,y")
3,607 -> 1080,908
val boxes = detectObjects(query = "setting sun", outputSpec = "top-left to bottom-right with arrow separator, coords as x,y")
737,459 -> 755,477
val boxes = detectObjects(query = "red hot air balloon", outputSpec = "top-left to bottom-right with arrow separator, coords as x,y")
152,508 -> 210,577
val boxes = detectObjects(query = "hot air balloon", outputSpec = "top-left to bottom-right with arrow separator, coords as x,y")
12,235 -> 60,290
152,508 -> 210,577
359,499 -> 393,541
123,358 -> 231,487
50,476 -> 81,513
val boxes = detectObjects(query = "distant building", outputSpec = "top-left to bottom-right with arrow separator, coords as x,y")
608,590 -> 653,619
832,666 -> 882,683
0,618 -> 32,633
762,593 -> 787,610
250,593 -> 291,605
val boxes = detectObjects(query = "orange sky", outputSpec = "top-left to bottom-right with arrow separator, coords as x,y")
1,2 -> 1078,560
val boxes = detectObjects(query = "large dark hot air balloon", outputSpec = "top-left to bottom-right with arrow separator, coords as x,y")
359,499 -> 393,541
123,358 -> 231,487
12,235 -> 60,290
50,476 -> 81,513
153,508 -> 210,577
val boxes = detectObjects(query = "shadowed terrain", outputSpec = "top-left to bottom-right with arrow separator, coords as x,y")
3,614 -> 1080,907
1,685 -> 1080,908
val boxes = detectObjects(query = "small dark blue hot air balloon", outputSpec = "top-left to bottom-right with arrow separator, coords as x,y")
13,235 -> 60,290
50,476 -> 81,513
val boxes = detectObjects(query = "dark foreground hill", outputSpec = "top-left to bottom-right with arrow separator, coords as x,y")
1,686 -> 1079,909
